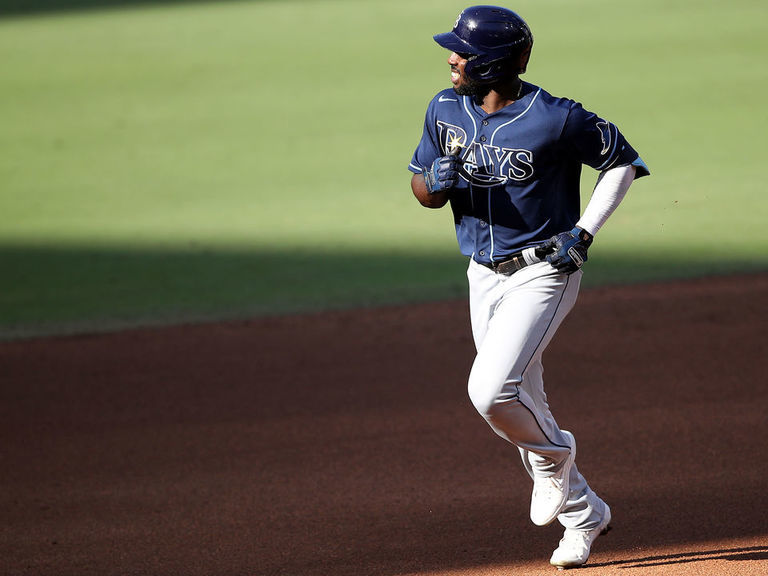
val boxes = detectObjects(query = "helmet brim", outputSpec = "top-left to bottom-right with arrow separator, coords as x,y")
433,32 -> 479,55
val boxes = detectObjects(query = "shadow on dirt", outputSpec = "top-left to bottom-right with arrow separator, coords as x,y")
1,275 -> 767,575
591,546 -> 768,569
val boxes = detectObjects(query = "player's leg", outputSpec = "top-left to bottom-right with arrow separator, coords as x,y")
466,261 -> 577,461
466,260 -> 604,526
518,354 -> 607,530
490,267 -> 613,563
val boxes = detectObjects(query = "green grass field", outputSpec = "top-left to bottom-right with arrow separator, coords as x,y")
1,0 -> 767,337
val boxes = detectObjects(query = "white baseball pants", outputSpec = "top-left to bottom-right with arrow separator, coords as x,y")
466,258 -> 606,530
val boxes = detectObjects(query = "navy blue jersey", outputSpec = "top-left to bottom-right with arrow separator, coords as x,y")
409,82 -> 649,263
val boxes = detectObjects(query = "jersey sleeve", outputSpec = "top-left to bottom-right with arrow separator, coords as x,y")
562,102 -> 650,178
408,99 -> 440,174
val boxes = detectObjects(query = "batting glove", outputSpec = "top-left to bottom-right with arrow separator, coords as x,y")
422,154 -> 461,195
545,227 -> 594,274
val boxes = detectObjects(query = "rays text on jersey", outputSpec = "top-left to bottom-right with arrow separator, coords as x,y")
436,120 -> 534,186
460,141 -> 535,186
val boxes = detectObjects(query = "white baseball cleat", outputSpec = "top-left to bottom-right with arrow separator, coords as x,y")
550,503 -> 612,569
529,430 -> 576,526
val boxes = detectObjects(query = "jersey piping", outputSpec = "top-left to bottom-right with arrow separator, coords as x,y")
490,87 -> 541,145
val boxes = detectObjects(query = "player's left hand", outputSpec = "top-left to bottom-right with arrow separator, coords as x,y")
544,227 -> 594,274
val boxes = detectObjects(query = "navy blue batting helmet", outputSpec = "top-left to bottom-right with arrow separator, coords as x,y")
434,6 -> 533,83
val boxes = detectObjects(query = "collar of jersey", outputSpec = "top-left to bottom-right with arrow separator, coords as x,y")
469,82 -> 534,118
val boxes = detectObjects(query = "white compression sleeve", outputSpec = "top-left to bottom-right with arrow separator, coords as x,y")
576,164 -> 637,236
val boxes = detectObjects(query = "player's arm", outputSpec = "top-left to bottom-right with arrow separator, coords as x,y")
545,162 -> 643,274
411,144 -> 464,209
545,106 -> 650,273
576,162 -> 638,236
411,171 -> 450,208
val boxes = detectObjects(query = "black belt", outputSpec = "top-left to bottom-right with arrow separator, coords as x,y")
475,248 -> 543,276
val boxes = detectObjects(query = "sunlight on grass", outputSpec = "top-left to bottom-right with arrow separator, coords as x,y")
1,0 -> 766,333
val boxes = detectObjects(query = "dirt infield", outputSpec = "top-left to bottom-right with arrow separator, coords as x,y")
1,273 -> 767,576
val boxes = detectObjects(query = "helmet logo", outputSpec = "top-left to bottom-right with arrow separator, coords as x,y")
454,11 -> 462,29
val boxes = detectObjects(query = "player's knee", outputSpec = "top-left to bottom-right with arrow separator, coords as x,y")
468,388 -> 493,417
467,375 -> 517,419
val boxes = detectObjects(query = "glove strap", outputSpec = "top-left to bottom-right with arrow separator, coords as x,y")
422,165 -> 438,194
522,246 -> 542,265
572,227 -> 594,246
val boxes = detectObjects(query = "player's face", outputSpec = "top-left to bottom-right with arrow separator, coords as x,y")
448,52 -> 481,96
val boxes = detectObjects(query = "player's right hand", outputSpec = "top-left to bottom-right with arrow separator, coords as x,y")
422,154 -> 461,195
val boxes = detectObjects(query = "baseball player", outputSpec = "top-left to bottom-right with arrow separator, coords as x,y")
408,6 -> 649,569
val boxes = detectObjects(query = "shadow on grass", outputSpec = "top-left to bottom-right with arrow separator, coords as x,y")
2,243 -> 766,339
0,0 -> 248,18
1,244 -> 468,338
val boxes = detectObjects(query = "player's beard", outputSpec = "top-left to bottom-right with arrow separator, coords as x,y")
453,79 -> 481,96
454,80 -> 491,104
452,72 -> 489,99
